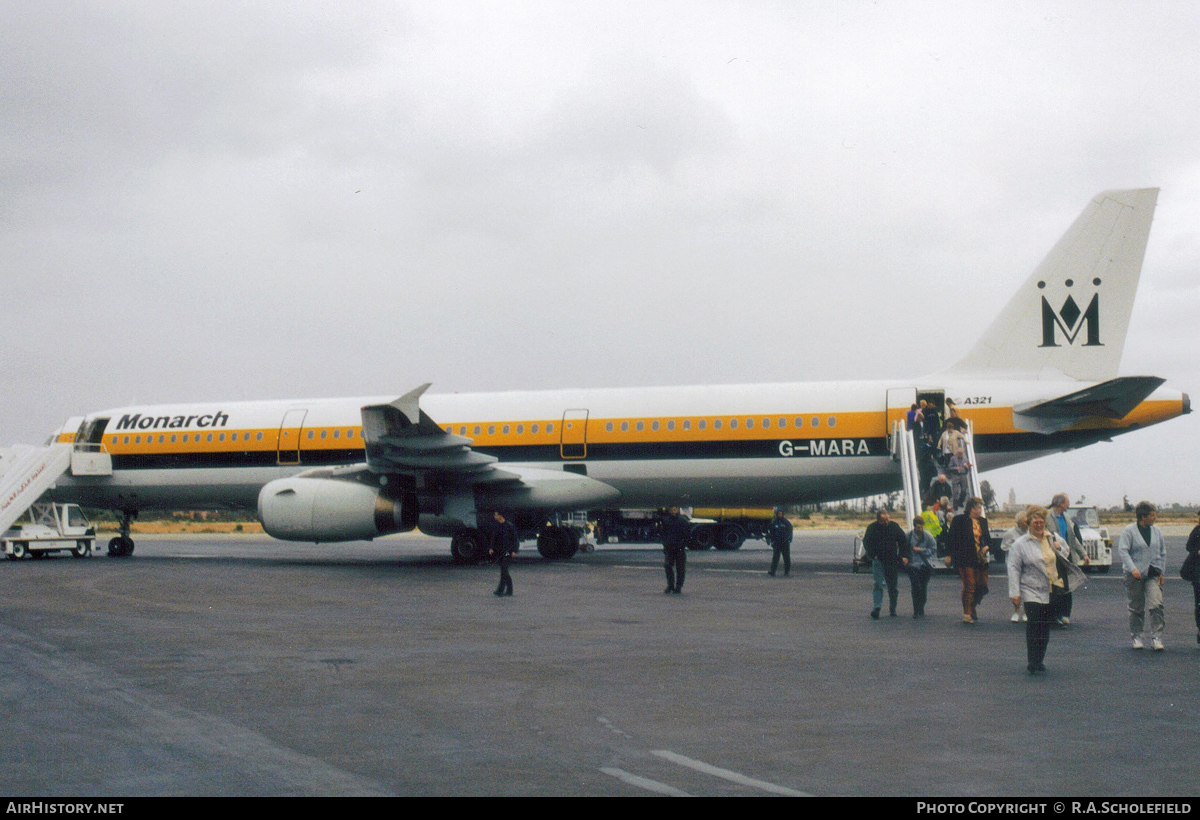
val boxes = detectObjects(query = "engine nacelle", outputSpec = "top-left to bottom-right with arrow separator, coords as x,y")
258,477 -> 417,543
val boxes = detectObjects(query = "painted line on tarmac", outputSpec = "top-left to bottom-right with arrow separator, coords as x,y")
600,767 -> 691,796
651,750 -> 810,797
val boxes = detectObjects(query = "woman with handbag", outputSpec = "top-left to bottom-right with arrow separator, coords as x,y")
1007,505 -> 1087,674
946,496 -> 991,623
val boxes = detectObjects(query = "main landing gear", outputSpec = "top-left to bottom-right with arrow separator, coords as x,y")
449,524 -> 581,564
107,510 -> 136,558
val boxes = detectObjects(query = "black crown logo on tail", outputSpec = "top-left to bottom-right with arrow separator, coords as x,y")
1039,279 -> 1102,348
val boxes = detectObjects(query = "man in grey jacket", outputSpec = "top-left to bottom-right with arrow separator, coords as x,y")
1117,501 -> 1168,650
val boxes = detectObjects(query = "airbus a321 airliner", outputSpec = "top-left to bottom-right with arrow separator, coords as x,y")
33,189 -> 1190,561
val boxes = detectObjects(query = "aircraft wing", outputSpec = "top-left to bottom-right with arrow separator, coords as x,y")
357,384 -> 620,509
1012,376 -> 1166,434
360,383 -> 501,477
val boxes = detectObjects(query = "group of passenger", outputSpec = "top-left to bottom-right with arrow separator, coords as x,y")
487,493 -> 1200,675
863,495 -> 1197,674
907,398 -> 974,510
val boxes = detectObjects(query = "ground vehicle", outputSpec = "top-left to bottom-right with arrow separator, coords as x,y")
2,502 -> 96,560
1066,506 -> 1113,573
592,507 -> 776,550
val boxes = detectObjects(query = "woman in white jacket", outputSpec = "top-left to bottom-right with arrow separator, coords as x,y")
1007,506 -> 1087,674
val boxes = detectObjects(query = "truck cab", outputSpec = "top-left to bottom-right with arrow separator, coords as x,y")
3,502 -> 96,560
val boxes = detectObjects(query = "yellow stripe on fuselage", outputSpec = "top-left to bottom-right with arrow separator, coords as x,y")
81,397 -> 1183,457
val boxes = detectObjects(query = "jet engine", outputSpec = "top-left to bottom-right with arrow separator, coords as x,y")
257,477 -> 418,543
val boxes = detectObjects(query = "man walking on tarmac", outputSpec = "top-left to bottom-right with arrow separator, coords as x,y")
661,506 -> 691,594
767,508 -> 794,576
863,509 -> 909,618
491,511 -> 518,597
1117,501 -> 1167,650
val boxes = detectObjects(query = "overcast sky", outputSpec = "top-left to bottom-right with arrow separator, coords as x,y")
2,1 -> 1197,508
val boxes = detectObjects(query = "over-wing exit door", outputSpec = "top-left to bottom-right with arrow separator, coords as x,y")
560,409 -> 588,459
277,409 -> 308,465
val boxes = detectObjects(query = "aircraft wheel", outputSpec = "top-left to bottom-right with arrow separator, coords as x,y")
450,529 -> 485,564
108,536 -> 134,558
10,542 -> 29,560
558,527 -> 579,559
715,524 -> 746,551
535,527 -> 576,560
537,528 -> 561,560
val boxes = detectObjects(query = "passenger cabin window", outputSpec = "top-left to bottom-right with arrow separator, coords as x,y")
546,424 -> 553,433
828,417 -> 836,427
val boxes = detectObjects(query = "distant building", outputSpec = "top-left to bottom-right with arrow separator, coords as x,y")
1002,488 -> 1020,513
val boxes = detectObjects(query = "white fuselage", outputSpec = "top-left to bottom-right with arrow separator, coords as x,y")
50,377 -> 1188,514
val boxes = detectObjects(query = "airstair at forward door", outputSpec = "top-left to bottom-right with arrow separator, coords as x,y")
0,444 -> 73,534
0,435 -> 112,534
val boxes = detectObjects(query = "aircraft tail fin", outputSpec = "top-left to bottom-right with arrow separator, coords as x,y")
947,188 -> 1158,382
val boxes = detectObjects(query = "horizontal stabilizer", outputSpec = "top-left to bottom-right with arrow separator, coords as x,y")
1012,376 -> 1165,433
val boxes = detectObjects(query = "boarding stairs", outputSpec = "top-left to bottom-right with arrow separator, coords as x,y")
962,419 -> 984,510
890,421 -> 923,523
0,441 -> 112,534
891,419 -> 985,518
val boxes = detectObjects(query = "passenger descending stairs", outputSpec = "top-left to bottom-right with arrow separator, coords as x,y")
891,419 -> 985,520
0,444 -> 74,533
